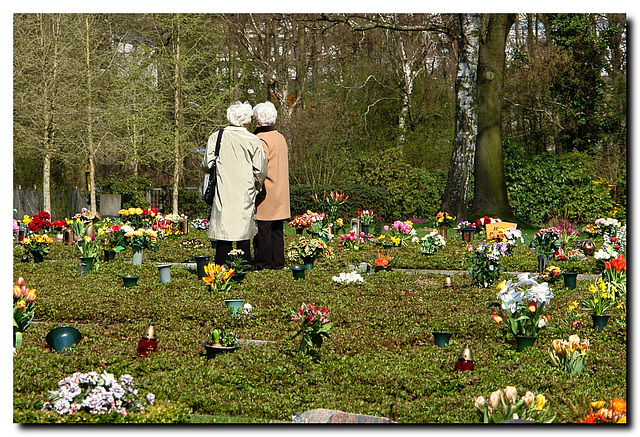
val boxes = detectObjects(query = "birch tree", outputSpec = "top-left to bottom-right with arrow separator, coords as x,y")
440,13 -> 481,219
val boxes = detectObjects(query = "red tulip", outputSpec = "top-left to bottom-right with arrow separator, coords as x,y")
491,313 -> 503,324
528,301 -> 537,312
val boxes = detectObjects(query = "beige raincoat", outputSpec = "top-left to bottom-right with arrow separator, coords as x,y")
201,126 -> 267,241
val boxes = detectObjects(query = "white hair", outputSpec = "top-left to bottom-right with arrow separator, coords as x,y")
253,101 -> 278,126
226,101 -> 253,126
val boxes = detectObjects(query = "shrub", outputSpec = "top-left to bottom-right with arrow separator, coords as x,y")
98,176 -> 153,209
505,151 -> 616,225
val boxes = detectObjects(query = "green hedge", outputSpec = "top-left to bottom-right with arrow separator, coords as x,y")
505,151 -> 618,225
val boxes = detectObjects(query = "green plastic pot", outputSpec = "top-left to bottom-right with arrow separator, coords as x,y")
225,299 -> 245,317
291,265 -> 306,280
122,275 -> 140,288
45,326 -> 82,352
432,332 -> 453,348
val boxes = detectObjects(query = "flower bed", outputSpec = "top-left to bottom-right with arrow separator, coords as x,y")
12,223 -> 625,424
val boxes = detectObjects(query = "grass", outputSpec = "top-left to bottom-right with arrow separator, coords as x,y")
12,226 -> 626,423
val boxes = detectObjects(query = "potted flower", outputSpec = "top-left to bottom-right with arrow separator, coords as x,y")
191,218 -> 209,231
26,210 -> 52,235
378,220 -> 417,247
465,241 -> 510,288
435,211 -> 455,239
538,265 -> 562,284
549,334 -> 589,375
601,253 -> 626,295
13,277 -> 36,353
308,219 -> 329,240
202,263 -> 235,292
225,249 -> 252,282
288,214 -> 312,235
357,210 -> 374,234
332,271 -> 364,285
372,250 -> 395,271
489,273 -> 556,351
290,303 -> 332,355
338,230 -> 367,251
416,229 -> 446,255
76,234 -> 100,273
474,386 -> 554,423
20,234 -> 54,263
118,207 -> 158,229
122,226 -> 159,265
286,236 -> 334,268
51,220 -> 68,241
202,326 -> 239,357
312,190 -> 348,225
530,227 -> 562,273
582,278 -> 616,330
96,219 -> 127,261
42,371 -> 156,416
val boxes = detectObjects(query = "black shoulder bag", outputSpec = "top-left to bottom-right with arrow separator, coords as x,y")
203,128 -> 224,206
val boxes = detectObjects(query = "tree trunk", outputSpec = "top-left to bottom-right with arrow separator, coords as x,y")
440,13 -> 481,220
85,16 -> 97,213
470,13 -> 515,220
172,16 -> 183,215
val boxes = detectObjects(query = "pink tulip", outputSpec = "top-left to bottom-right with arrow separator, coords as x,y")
13,285 -> 22,299
17,277 -> 24,286
383,225 -> 389,231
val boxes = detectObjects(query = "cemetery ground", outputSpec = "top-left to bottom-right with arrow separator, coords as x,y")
12,226 -> 626,424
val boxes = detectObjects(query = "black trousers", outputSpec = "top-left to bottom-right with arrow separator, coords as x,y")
253,220 -> 285,270
214,239 -> 251,266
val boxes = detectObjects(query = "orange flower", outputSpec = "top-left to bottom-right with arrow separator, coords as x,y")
580,412 -> 598,423
610,398 -> 626,413
491,313 -> 503,324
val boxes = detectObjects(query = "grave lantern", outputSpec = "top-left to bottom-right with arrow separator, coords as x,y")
137,324 -> 158,357
443,276 -> 453,289
461,227 -> 475,243
454,344 -> 474,372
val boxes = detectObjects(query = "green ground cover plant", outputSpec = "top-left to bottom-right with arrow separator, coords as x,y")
12,227 -> 625,424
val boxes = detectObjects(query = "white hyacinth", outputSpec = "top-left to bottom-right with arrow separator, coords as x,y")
332,271 -> 364,285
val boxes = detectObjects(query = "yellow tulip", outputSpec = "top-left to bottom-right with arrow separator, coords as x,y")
590,400 -> 605,409
534,394 -> 546,410
496,280 -> 506,291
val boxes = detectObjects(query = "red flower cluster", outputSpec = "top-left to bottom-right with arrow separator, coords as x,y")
475,216 -> 501,227
51,220 -> 69,231
27,211 -> 52,234
291,303 -> 330,327
605,254 -> 626,274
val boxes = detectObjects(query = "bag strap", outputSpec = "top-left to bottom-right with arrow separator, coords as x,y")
210,128 -> 224,174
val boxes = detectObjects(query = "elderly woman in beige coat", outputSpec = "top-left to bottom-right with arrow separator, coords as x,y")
201,101 -> 267,266
252,101 -> 291,270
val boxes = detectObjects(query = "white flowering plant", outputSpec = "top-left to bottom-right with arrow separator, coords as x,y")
332,271 -> 364,285
489,273 -> 557,337
466,241 -> 511,288
42,370 -> 155,416
191,218 -> 209,230
474,386 -> 554,423
415,229 -> 446,254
